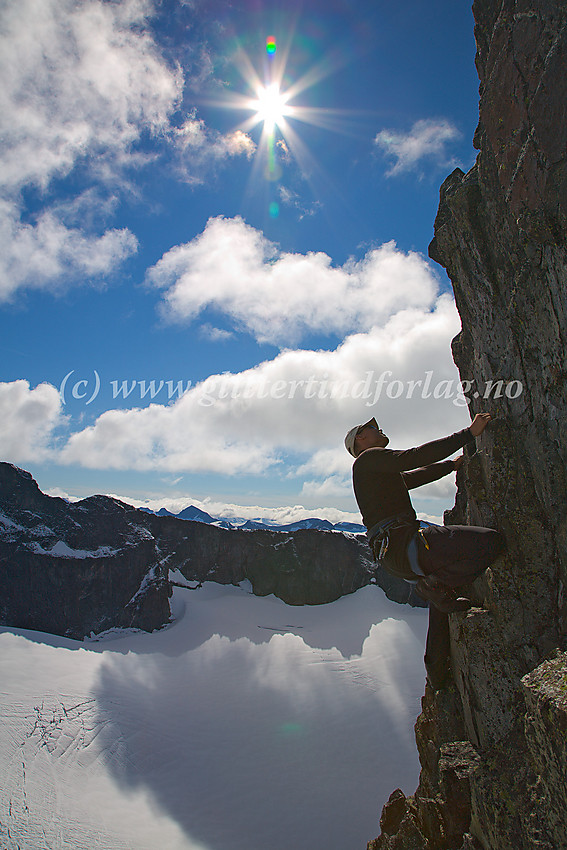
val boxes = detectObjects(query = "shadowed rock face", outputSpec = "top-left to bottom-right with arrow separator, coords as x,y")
0,462 -> 422,640
368,1 -> 567,848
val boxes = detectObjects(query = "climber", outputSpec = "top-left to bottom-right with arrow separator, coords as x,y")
344,412 -> 506,687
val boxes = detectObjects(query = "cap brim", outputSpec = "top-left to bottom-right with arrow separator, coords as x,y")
359,417 -> 378,432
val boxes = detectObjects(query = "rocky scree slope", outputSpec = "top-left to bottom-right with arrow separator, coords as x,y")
0,462 -> 421,640
368,1 -> 567,848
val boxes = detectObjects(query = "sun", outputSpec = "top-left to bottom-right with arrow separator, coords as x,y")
198,35 -> 355,190
252,83 -> 290,131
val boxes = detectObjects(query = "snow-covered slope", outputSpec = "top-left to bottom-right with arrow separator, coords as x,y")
0,581 -> 428,850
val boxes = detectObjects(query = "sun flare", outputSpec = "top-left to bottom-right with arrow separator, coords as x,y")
252,83 -> 290,131
200,34 -> 354,192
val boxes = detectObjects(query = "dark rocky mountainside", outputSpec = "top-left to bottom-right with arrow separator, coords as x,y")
0,462 -> 421,640
369,1 -> 567,848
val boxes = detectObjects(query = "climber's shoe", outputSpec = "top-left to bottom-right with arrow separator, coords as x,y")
416,577 -> 472,614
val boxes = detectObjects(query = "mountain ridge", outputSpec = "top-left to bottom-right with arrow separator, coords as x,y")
150,504 -> 365,534
0,461 -> 423,640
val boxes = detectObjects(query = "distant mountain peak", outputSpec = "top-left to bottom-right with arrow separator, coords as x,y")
150,502 -> 365,534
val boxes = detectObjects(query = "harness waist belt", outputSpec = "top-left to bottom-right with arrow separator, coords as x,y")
366,512 -> 416,544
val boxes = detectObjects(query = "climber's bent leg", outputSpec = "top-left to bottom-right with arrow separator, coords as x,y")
417,524 -> 505,588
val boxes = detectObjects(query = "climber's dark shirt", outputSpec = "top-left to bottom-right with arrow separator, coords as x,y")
352,427 -> 475,533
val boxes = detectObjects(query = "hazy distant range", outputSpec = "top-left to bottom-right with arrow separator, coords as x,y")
146,504 -> 366,535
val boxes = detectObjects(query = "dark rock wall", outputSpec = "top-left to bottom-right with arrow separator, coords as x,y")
369,1 -> 567,848
0,462 -> 421,640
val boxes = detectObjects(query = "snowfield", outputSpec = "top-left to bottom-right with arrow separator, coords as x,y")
0,580 -> 428,850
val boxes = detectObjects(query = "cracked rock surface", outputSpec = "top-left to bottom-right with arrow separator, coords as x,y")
368,1 -> 567,847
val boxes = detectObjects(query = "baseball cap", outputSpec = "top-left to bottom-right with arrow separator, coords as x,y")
344,417 -> 379,457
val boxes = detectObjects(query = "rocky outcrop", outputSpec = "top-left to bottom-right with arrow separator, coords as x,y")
368,1 -> 567,848
0,462 -> 422,640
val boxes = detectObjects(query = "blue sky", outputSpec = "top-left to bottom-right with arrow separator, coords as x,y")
0,0 -> 480,524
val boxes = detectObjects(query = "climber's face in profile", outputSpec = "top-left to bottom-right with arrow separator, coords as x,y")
354,422 -> 389,455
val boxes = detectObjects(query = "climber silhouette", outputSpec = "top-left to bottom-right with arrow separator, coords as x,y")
345,411 -> 506,688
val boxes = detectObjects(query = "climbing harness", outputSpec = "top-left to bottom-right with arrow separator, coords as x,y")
368,513 -> 433,582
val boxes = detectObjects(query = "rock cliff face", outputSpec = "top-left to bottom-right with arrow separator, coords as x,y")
0,462 -> 421,640
368,1 -> 567,848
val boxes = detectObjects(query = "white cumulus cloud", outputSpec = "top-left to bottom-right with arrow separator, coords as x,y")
0,380 -> 66,462
146,216 -> 440,345
0,200 -> 138,301
374,118 -> 461,177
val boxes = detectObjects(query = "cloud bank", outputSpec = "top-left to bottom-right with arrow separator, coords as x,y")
146,216 -> 440,345
1,190 -> 468,510
0,0 -> 254,301
3,287 -> 467,487
0,0 -> 182,193
0,0 -> 182,300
